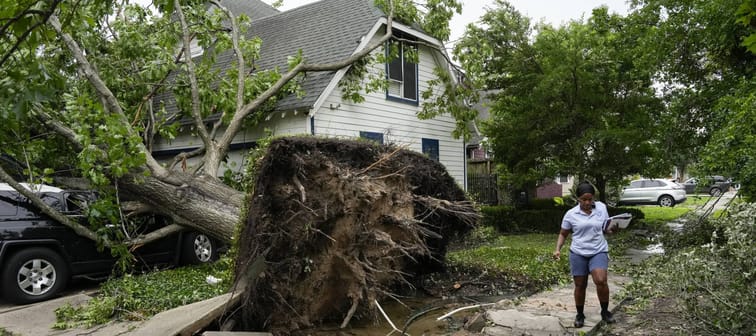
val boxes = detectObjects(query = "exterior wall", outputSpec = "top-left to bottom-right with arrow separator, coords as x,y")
152,112 -> 309,176
535,182 -> 562,199
311,34 -> 466,188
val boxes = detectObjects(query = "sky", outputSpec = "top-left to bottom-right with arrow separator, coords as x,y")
272,0 -> 632,44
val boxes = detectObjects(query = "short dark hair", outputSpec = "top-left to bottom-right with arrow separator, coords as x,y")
576,181 -> 595,197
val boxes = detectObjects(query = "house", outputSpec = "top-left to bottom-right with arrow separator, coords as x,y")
151,0 -> 467,188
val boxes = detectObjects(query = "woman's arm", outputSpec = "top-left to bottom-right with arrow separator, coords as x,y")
553,229 -> 571,259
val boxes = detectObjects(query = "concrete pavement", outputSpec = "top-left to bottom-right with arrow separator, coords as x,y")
480,275 -> 630,336
0,292 -> 142,336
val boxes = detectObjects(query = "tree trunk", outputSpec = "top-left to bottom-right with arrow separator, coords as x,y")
119,171 -> 243,243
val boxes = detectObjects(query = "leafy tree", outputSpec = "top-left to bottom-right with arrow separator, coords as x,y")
628,0 -> 756,200
0,0 -> 461,248
455,2 -> 665,201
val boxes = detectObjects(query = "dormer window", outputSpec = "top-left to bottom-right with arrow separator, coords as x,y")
386,33 -> 418,103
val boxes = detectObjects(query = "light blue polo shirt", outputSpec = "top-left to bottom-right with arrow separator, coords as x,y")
561,201 -> 609,256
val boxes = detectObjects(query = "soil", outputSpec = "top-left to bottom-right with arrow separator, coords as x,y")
233,137 -> 479,334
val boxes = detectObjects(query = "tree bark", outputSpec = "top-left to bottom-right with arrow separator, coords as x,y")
119,171 -> 243,243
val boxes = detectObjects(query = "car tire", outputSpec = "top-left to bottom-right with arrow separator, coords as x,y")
181,232 -> 219,265
1,247 -> 69,304
709,187 -> 722,197
658,195 -> 675,207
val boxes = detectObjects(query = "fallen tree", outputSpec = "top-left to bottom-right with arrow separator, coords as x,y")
234,136 -> 479,333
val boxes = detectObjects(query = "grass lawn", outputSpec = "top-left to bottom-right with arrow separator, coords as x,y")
447,228 -> 572,289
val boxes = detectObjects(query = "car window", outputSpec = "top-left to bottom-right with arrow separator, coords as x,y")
0,192 -> 18,216
629,181 -> 643,188
642,180 -> 663,188
63,192 -> 97,215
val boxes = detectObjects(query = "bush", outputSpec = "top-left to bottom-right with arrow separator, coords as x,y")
658,216 -> 718,253
627,203 -> 756,335
480,204 -> 643,234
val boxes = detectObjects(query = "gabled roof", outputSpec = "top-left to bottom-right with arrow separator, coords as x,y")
222,0 -> 279,20
224,0 -> 384,112
157,0 -> 445,118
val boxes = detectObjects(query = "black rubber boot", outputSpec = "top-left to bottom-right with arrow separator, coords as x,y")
601,310 -> 616,323
574,313 -> 586,328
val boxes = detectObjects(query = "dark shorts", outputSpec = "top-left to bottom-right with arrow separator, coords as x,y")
569,251 -> 609,276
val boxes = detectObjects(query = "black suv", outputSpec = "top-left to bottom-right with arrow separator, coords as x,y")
0,183 -> 222,304
682,176 -> 731,196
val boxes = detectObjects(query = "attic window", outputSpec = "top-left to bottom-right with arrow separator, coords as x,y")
386,34 -> 418,103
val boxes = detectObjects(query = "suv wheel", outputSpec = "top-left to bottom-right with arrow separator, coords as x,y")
658,195 -> 675,207
181,232 -> 218,265
709,187 -> 722,197
1,248 -> 69,304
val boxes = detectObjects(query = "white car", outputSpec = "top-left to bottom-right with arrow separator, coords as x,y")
618,179 -> 687,207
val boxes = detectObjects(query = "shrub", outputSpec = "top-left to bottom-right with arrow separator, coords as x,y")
526,197 -> 565,210
627,203 -> 756,335
480,205 -> 643,234
658,216 -> 719,253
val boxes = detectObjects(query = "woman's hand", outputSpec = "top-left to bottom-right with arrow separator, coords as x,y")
552,250 -> 561,260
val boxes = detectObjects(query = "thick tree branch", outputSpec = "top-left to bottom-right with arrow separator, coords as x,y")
174,0 -> 211,146
209,0 -> 244,140
47,14 -> 169,179
1,166 -> 190,247
0,166 -> 101,243
33,104 -> 84,151
216,7 -> 397,156
128,223 -> 184,246
169,147 -> 206,171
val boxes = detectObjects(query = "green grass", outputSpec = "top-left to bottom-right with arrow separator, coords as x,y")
55,257 -> 233,329
682,195 -> 714,207
633,206 -> 691,222
448,231 -> 571,290
0,328 -> 17,336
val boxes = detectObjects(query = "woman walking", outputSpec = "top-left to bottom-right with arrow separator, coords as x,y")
553,181 -> 616,327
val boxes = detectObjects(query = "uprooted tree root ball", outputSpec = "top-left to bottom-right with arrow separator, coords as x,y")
233,137 -> 479,334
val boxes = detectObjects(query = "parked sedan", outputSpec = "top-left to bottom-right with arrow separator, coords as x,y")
618,179 -> 687,207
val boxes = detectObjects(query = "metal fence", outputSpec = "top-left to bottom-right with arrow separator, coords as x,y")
468,174 -> 498,205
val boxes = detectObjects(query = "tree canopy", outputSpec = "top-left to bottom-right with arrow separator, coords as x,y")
455,1 -> 665,200
455,0 -> 755,201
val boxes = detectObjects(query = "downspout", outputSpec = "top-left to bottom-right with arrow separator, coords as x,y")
463,140 -> 468,192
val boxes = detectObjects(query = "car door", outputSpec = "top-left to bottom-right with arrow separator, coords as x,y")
683,178 -> 697,194
640,180 -> 667,202
127,215 -> 181,267
621,180 -> 645,203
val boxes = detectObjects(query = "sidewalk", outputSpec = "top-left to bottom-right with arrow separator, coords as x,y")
0,292 -> 142,336
480,274 -> 630,336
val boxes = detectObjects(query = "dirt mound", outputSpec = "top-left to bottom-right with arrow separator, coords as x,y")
233,137 -> 478,334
